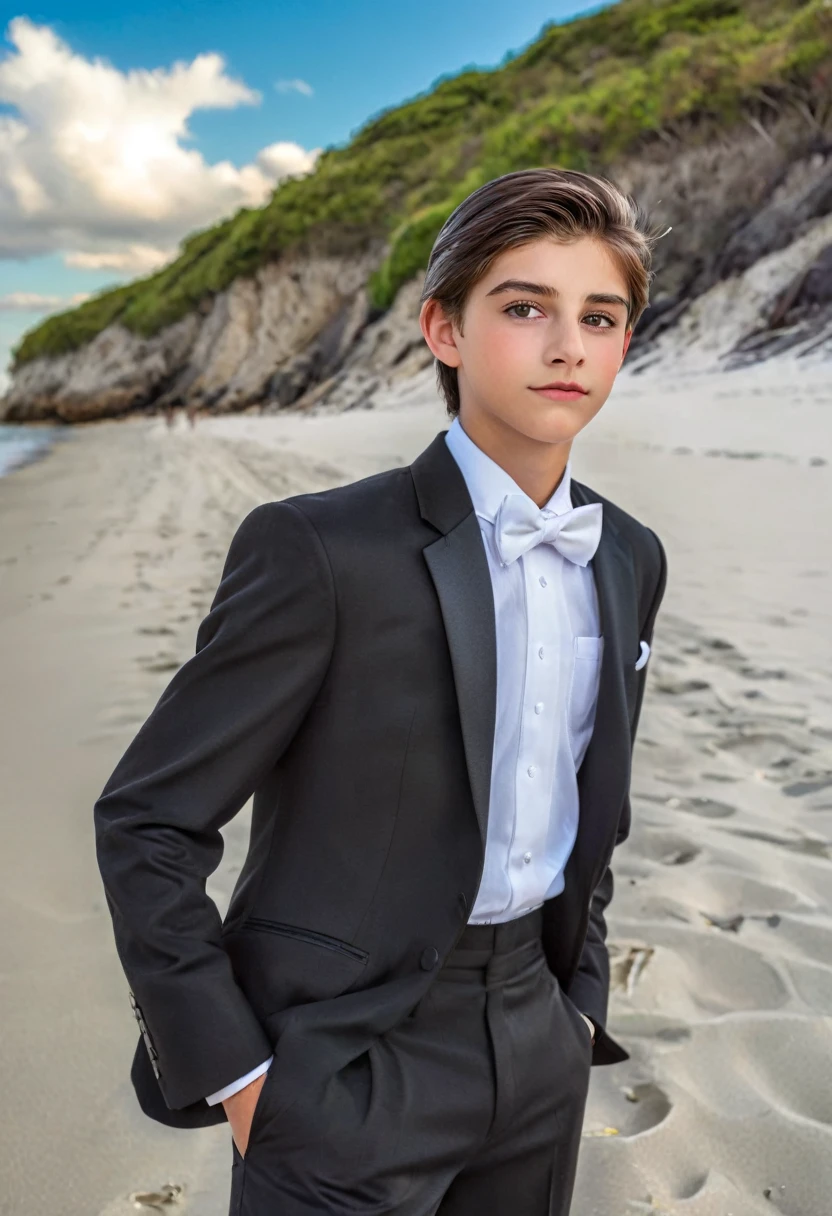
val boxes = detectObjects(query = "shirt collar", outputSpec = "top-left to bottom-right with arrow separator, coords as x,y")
444,415 -> 574,524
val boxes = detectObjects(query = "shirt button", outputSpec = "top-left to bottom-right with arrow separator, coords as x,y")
539,576 -> 547,587
523,852 -> 532,864
420,946 -> 440,971
538,646 -> 544,659
527,765 -> 536,777
534,702 -> 544,714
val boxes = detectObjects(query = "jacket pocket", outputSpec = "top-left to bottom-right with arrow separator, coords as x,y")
240,917 -> 369,964
224,917 -> 370,1024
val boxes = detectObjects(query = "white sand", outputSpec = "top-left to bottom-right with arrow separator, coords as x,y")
1,356 -> 830,1215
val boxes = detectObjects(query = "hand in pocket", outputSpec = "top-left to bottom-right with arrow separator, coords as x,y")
224,1071 -> 269,1159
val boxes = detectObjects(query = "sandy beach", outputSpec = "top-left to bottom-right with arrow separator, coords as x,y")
1,358 -> 830,1216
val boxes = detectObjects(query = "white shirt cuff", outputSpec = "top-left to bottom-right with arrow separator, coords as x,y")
205,1055 -> 273,1106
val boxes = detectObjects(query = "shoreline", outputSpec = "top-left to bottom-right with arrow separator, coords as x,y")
0,420 -> 73,478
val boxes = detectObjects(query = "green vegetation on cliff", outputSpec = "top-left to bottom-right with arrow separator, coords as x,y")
13,0 -> 832,367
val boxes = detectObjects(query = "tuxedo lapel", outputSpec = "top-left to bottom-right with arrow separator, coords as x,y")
410,432 -> 497,849
569,478 -> 639,887
422,517 -> 497,849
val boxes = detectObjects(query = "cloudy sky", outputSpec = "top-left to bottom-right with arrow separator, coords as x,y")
0,0 -> 603,388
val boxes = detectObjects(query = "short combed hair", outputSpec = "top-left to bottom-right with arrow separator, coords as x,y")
420,168 -> 665,417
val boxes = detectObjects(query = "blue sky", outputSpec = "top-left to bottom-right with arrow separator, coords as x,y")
0,1 -> 610,386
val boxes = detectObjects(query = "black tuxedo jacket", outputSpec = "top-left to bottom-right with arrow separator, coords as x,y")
94,428 -> 667,1130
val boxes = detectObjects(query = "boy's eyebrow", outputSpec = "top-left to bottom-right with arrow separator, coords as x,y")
485,278 -> 629,309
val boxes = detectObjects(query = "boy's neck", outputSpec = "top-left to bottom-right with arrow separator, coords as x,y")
456,407 -> 573,510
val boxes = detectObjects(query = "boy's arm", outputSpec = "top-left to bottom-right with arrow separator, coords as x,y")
94,501 -> 336,1110
568,527 -> 668,1062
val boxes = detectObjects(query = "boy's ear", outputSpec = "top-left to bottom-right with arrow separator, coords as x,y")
620,328 -> 633,362
419,298 -> 462,369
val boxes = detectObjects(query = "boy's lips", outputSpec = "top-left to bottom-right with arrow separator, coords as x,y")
530,381 -> 588,400
529,380 -> 587,393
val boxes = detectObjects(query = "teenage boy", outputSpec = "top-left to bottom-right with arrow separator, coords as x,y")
94,167 -> 668,1216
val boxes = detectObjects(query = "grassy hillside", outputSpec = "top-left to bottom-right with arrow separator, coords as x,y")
13,0 -> 832,368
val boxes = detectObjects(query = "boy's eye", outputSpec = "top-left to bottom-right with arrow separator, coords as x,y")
504,301 -> 545,319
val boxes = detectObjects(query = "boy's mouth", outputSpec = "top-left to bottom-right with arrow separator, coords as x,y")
530,380 -> 588,400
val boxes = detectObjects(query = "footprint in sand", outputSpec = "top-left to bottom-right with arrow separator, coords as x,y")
640,830 -> 702,867
136,652 -> 182,673
655,677 -> 711,696
584,1080 -> 672,1139
618,1015 -> 692,1044
634,792 -> 737,819
717,825 -> 830,861
676,1014 -> 832,1126
614,921 -> 792,1015
712,730 -> 810,766
782,774 -> 832,798
739,663 -> 788,680
690,870 -> 804,917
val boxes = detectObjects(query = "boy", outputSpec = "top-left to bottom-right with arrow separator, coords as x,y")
94,167 -> 668,1215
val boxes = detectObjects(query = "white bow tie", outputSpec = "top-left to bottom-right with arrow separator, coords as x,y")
494,493 -> 603,567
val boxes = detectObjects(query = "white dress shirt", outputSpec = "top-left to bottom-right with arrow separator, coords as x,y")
206,417 -> 602,1103
444,417 -> 603,924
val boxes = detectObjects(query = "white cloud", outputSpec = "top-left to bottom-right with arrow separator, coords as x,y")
275,78 -> 314,96
64,245 -> 176,273
0,290 -> 90,312
0,18 -> 321,270
256,140 -> 320,181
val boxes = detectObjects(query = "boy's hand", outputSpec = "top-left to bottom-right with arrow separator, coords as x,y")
579,1012 -> 596,1044
223,1071 -> 268,1158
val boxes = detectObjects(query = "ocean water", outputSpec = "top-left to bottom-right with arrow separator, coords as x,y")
0,424 -> 66,479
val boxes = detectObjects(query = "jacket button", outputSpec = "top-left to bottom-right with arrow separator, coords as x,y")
420,946 -> 440,971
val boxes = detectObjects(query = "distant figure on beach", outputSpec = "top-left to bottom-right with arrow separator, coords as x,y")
163,404 -> 175,430
93,167 -> 669,1216
186,402 -> 198,429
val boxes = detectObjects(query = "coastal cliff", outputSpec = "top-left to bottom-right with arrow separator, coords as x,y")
4,0 -> 831,422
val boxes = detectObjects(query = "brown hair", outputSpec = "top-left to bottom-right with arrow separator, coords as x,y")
420,167 -> 666,417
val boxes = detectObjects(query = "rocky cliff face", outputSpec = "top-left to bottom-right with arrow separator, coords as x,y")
3,112 -> 831,424
0,254 -> 377,422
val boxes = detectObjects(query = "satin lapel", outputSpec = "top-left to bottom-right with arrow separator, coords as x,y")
422,518 -> 497,849
570,479 -> 639,884
411,433 -> 497,849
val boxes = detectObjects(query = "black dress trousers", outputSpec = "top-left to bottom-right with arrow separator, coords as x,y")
228,906 -> 593,1216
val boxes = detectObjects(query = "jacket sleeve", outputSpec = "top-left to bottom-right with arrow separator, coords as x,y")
568,526 -> 668,1066
94,500 -> 336,1109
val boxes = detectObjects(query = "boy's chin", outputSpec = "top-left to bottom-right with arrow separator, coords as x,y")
497,409 -> 587,446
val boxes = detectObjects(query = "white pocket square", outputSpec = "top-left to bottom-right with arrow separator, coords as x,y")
635,640 -> 650,671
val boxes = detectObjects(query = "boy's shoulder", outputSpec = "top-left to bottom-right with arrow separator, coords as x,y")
281,462 -> 414,521
250,463 -> 418,549
572,477 -> 665,580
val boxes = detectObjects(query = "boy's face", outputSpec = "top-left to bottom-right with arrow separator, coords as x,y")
420,235 -> 633,448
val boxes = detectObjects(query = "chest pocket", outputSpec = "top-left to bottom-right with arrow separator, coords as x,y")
568,635 -> 604,770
